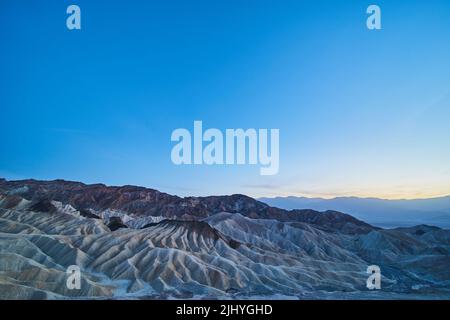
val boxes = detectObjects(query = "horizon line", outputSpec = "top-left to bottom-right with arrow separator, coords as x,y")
257,194 -> 450,201
2,176 -> 450,202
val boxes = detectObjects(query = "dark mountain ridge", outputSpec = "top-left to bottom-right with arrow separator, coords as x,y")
0,178 -> 375,234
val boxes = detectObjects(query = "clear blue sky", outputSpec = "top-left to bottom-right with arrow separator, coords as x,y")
1,0 -> 450,199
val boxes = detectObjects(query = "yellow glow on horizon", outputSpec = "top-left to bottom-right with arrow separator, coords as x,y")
288,192 -> 450,201
252,187 -> 450,200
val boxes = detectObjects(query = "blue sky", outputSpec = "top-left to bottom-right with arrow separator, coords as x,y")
1,0 -> 450,199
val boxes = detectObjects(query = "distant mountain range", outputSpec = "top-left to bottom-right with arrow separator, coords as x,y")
259,196 -> 450,229
1,178 -> 449,299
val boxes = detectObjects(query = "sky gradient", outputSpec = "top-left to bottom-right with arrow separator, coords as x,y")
1,0 -> 450,199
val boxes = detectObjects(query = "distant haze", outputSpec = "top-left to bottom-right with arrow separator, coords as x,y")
259,196 -> 450,229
